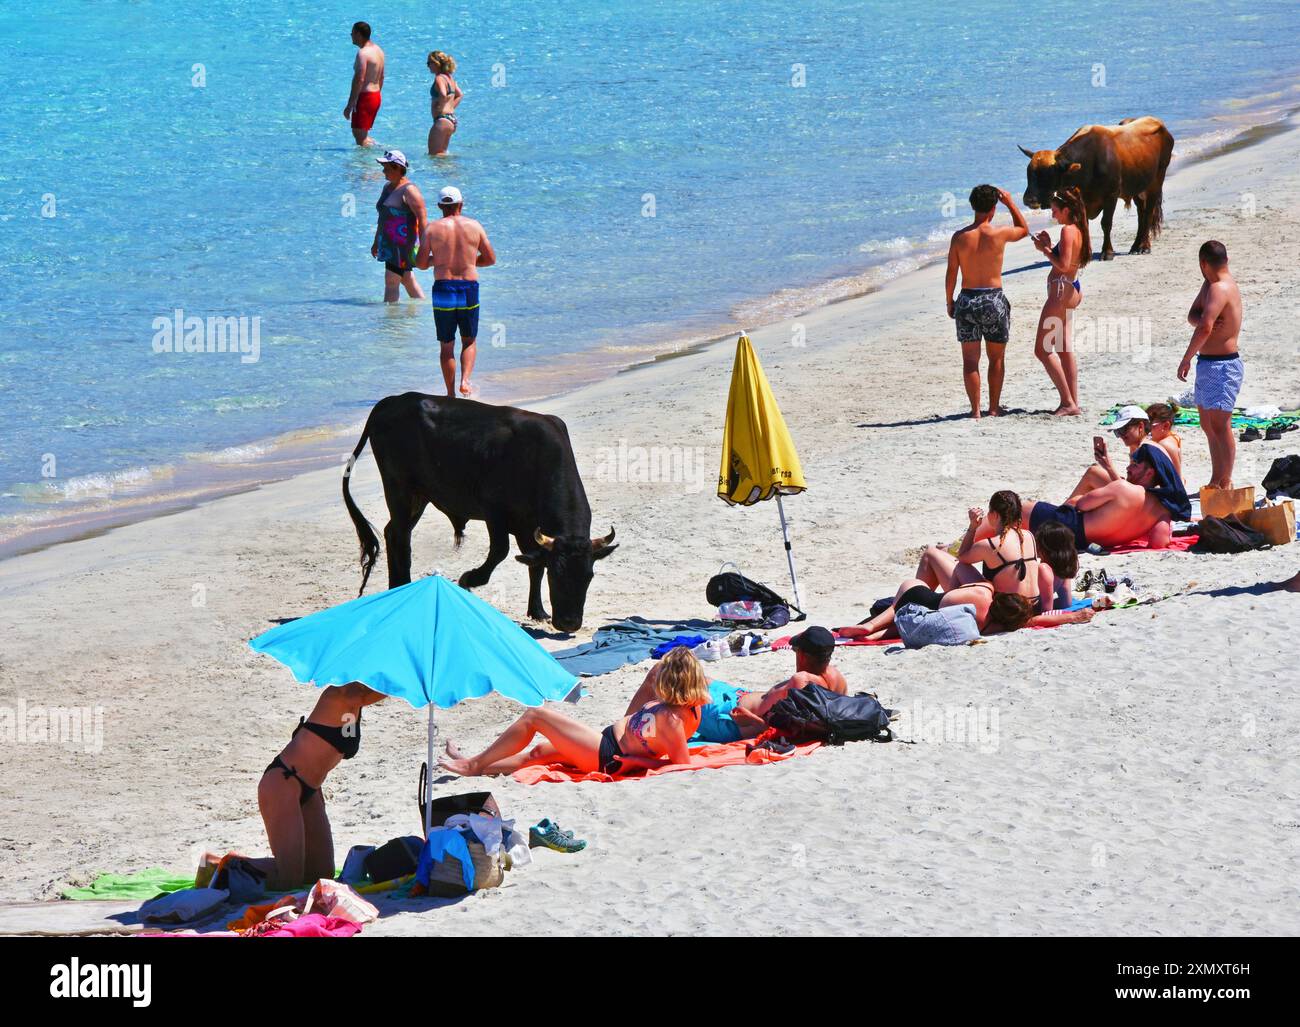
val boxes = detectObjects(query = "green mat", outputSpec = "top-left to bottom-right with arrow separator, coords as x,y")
1099,403 -> 1300,432
62,868 -> 196,901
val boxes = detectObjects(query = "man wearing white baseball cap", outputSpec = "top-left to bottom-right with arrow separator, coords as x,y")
1064,405 -> 1157,504
416,186 -> 496,397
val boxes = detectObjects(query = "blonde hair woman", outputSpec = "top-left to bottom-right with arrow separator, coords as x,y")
427,50 -> 463,155
439,647 -> 711,777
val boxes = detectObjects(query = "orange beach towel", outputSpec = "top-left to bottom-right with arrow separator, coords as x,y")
511,736 -> 821,784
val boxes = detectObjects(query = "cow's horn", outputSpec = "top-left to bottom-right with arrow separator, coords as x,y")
1018,144 -> 1034,158
592,526 -> 616,549
534,528 -> 556,550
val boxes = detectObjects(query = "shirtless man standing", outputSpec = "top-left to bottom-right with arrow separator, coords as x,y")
344,22 -> 384,147
1177,241 -> 1243,490
1021,443 -> 1188,551
416,187 -> 496,397
945,184 -> 1030,419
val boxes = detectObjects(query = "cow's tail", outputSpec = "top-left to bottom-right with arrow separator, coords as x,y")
1147,188 -> 1165,240
342,424 -> 380,596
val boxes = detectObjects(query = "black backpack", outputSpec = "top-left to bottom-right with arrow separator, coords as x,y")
766,683 -> 892,745
705,566 -> 805,626
1263,455 -> 1300,499
1191,515 -> 1272,554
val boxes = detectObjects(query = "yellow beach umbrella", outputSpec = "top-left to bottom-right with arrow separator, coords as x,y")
718,334 -> 806,608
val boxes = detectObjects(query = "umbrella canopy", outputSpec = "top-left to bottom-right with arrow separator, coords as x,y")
248,575 -> 577,710
717,334 -> 806,506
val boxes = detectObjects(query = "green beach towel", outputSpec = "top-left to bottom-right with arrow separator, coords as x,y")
62,868 -> 196,901
1099,403 -> 1300,432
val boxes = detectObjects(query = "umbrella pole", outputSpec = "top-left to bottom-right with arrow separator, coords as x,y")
776,495 -> 803,611
424,707 -> 436,838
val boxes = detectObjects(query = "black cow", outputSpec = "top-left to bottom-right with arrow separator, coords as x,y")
342,392 -> 618,632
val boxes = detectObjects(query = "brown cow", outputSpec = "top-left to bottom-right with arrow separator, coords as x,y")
1019,116 -> 1174,260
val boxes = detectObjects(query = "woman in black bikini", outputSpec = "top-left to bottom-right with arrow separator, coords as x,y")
1031,186 -> 1090,416
257,682 -> 385,890
427,50 -> 463,156
913,491 -> 1040,602
439,648 -> 711,777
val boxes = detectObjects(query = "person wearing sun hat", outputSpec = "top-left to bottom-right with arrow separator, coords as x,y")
371,150 -> 428,303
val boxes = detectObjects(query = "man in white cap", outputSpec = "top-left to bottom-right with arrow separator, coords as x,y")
416,186 -> 496,397
1064,405 -> 1153,503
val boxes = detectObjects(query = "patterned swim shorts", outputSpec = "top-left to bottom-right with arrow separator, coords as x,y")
1193,354 -> 1244,412
954,287 -> 1011,344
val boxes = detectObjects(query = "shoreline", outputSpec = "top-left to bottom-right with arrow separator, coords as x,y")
3,98 -> 1297,563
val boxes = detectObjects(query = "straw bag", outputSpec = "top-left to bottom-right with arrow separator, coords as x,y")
423,838 -> 505,898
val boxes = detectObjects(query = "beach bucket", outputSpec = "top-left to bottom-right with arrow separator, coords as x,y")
1200,485 -> 1255,519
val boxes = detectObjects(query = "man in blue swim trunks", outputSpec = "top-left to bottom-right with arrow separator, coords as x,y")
417,186 -> 496,397
1177,240 -> 1244,490
624,627 -> 848,744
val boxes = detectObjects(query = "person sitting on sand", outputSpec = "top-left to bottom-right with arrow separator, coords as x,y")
913,491 -> 1041,602
624,626 -> 847,744
440,647 -> 711,777
1020,443 -> 1190,551
257,682 -> 386,891
1032,520 -> 1079,612
1030,186 -> 1090,416
1145,401 -> 1183,478
1065,406 -> 1152,503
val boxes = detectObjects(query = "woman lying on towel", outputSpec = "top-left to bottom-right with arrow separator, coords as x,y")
440,647 -> 712,777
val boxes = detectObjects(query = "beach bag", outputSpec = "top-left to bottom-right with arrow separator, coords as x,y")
418,761 -> 501,833
706,563 -> 805,627
1191,515 -> 1271,554
363,836 -> 423,883
766,683 -> 892,746
1263,455 -> 1300,499
423,840 -> 506,897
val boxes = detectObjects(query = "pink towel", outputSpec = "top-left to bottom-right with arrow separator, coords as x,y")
258,913 -> 363,938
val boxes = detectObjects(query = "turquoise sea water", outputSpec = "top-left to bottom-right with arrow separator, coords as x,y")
2,0 -> 1298,542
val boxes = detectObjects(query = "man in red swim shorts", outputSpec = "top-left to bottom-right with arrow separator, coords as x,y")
344,21 -> 385,147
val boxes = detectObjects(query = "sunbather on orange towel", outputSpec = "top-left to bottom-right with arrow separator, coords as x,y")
440,648 -> 712,777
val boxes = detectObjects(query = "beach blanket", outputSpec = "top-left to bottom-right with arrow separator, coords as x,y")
550,617 -> 731,676
1105,533 -> 1199,554
770,629 -> 892,649
511,737 -> 821,784
1100,403 -> 1300,432
62,868 -> 196,901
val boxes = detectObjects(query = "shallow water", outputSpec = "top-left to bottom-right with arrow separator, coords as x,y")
2,0 -> 1298,542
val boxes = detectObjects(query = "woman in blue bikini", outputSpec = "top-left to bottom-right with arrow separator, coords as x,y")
439,648 -> 711,777
427,50 -> 463,156
1032,185 -> 1091,416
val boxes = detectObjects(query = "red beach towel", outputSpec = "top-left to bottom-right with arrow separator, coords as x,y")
770,630 -> 892,650
1105,533 -> 1199,555
511,736 -> 821,784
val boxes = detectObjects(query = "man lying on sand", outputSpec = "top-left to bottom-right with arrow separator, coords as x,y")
1021,442 -> 1190,551
624,627 -> 847,743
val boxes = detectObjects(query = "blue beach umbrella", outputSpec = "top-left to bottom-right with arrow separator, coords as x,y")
249,574 -> 578,834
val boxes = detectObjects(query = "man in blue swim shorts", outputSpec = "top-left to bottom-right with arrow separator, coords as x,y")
417,186 -> 496,397
623,627 -> 848,743
1178,240 -> 1244,489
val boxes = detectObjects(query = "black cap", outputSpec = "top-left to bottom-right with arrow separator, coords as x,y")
790,625 -> 835,658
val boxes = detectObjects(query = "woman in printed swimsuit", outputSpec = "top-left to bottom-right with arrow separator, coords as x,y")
427,51 -> 463,156
1031,186 -> 1091,416
255,682 -> 386,890
439,648 -> 711,777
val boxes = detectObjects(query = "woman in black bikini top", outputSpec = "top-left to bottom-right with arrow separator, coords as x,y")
958,490 -> 1041,599
256,682 -> 385,890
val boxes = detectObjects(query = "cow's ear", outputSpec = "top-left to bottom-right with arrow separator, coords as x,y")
591,543 -> 619,562
1064,161 -> 1082,178
515,550 -> 545,567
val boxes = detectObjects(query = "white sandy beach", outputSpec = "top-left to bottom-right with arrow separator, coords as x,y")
2,112 -> 1299,936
